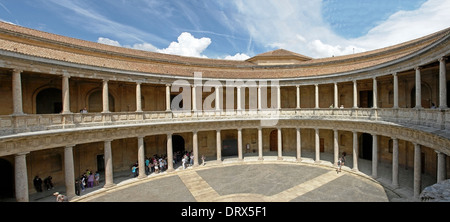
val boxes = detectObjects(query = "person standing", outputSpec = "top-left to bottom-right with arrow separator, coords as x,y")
33,176 -> 43,193
337,152 -> 346,173
94,171 -> 100,186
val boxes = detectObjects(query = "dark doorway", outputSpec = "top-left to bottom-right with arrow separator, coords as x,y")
172,135 -> 185,153
270,130 -> 277,151
222,139 -> 238,156
359,90 -> 373,108
36,88 -> 62,114
0,158 -> 14,199
320,138 -> 325,153
97,155 -> 105,172
360,133 -> 373,160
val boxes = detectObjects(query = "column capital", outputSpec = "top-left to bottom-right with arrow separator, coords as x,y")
104,139 -> 113,143
15,152 -> 30,157
414,66 -> 421,71
65,145 -> 76,149
12,69 -> 23,74
165,84 -> 172,87
102,78 -> 110,83
296,85 -> 300,88
438,57 -> 447,62
392,72 -> 398,77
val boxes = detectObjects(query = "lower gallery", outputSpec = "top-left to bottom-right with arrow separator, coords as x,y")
0,22 -> 449,202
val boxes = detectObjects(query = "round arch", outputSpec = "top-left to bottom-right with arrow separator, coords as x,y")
35,87 -> 62,114
87,89 -> 115,113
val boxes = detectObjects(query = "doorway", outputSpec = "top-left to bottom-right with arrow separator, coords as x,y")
36,88 -> 62,114
270,130 -> 277,151
359,90 -> 373,108
97,155 -> 105,172
0,158 -> 14,199
360,133 -> 373,160
172,135 -> 185,153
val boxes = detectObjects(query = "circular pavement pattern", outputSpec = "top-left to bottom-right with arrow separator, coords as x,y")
77,161 -> 389,202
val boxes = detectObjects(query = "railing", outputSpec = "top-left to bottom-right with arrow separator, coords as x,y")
0,108 -> 449,136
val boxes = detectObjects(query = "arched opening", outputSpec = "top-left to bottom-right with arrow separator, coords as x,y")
360,133 -> 372,160
172,135 -> 185,154
0,158 -> 14,199
36,88 -> 62,114
88,90 -> 115,112
411,83 -> 432,108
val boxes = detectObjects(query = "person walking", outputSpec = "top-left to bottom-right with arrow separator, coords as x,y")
336,152 -> 346,173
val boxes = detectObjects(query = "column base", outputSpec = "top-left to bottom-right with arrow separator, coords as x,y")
103,183 -> 116,189
258,157 -> 264,161
277,157 -> 283,161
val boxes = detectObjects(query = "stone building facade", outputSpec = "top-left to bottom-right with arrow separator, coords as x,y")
0,22 -> 449,201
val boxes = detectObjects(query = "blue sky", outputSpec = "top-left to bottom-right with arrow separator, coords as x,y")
1,0 -> 449,60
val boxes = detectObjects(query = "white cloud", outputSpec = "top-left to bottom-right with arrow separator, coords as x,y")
156,32 -> 212,58
97,37 -> 121,47
223,53 -> 250,60
230,0 -> 450,58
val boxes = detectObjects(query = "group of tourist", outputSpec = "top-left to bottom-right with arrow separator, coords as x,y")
75,169 -> 100,196
33,175 -> 54,193
131,151 -> 207,177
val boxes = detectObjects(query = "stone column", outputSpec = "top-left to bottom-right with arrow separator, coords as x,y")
372,134 -> 378,178
334,83 -> 339,108
393,73 -> 399,109
12,69 -> 24,115
258,127 -> 264,160
64,145 -> 76,199
352,131 -> 359,171
193,131 -> 199,167
296,128 -> 302,162
137,136 -> 146,179
166,84 -> 171,112
237,128 -> 243,160
372,77 -> 378,109
437,151 -> 447,183
277,85 -> 281,110
216,130 -> 222,162
415,67 -> 422,109
439,57 -> 447,109
215,86 -> 221,111
315,84 -> 319,109
334,129 -> 339,165
392,138 -> 399,188
277,128 -> 283,160
102,79 -> 110,113
103,140 -> 115,188
136,83 -> 142,112
353,80 -> 358,108
414,143 -> 422,199
296,85 -> 301,109
315,128 -> 320,162
167,133 -> 174,172
15,152 -> 29,202
192,85 -> 197,112
62,74 -> 71,114
237,86 -> 242,111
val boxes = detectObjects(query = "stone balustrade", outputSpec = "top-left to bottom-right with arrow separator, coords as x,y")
0,108 -> 449,137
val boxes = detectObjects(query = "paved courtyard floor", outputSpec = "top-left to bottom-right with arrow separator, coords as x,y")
27,151 -> 436,202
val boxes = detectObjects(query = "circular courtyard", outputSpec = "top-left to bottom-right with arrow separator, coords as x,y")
75,161 -> 390,202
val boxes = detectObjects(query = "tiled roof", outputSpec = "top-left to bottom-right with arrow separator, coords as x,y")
0,21 -> 449,79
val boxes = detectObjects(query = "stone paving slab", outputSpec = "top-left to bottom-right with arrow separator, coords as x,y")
75,160 -> 389,202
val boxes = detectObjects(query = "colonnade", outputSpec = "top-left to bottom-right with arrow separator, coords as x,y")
7,57 -> 447,116
11,125 -> 448,202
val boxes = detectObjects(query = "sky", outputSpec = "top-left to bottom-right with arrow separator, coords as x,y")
1,0 -> 450,60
